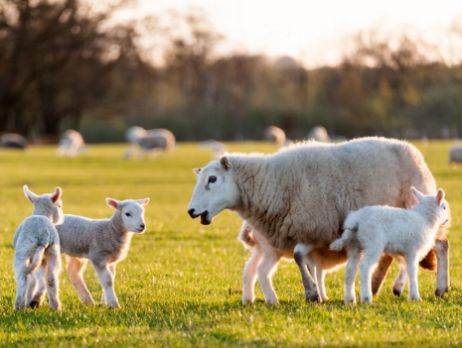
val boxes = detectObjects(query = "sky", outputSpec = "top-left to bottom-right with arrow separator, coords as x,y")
122,0 -> 462,67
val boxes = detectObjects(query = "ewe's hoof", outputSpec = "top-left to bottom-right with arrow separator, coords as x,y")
393,288 -> 402,297
306,292 -> 321,303
435,287 -> 449,297
29,300 -> 40,308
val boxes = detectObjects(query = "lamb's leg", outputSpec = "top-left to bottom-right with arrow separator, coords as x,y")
14,269 -> 28,310
29,265 -> 47,308
257,251 -> 280,305
26,273 -> 38,306
102,263 -> 116,305
242,247 -> 263,304
93,262 -> 119,308
360,249 -> 382,304
434,239 -> 450,297
344,248 -> 360,304
392,263 -> 407,297
407,255 -> 421,301
45,246 -> 62,310
316,267 -> 328,302
294,244 -> 320,302
66,256 -> 95,305
371,254 -> 393,296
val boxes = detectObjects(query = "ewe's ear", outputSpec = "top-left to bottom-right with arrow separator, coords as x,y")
138,197 -> 150,206
106,197 -> 120,209
410,186 -> 425,201
23,185 -> 38,203
193,168 -> 201,175
51,187 -> 62,203
220,156 -> 231,170
437,188 -> 445,205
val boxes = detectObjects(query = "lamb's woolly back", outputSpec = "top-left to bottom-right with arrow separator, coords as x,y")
228,137 -> 439,250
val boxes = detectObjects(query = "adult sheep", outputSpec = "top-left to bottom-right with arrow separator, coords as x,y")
58,129 -> 86,157
188,137 -> 450,303
124,127 -> 175,159
264,126 -> 286,147
307,126 -> 330,142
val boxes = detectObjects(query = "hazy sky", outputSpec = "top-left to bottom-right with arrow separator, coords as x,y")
126,0 -> 462,66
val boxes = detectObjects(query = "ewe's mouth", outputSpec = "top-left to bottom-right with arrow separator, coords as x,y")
200,212 -> 211,225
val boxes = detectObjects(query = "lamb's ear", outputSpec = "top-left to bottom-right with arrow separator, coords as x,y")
193,168 -> 201,175
23,185 -> 38,203
220,156 -> 231,170
137,197 -> 150,206
410,186 -> 425,202
106,197 -> 120,209
51,187 -> 62,203
436,189 -> 445,205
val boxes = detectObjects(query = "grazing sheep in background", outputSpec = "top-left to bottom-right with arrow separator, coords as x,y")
264,126 -> 286,147
199,140 -> 227,158
449,145 -> 462,164
307,126 -> 330,142
124,126 -> 175,159
330,187 -> 448,304
57,197 -> 150,308
58,129 -> 86,157
13,186 -> 63,310
188,137 -> 450,304
238,222 -> 346,304
0,133 -> 28,150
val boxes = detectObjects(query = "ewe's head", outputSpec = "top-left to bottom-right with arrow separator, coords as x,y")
106,197 -> 150,233
411,186 -> 449,226
23,185 -> 64,224
188,156 -> 240,225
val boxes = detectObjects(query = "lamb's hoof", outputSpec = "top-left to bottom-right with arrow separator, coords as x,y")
265,298 -> 279,305
29,300 -> 40,308
305,292 -> 321,303
393,288 -> 402,297
242,297 -> 255,305
361,296 -> 372,304
410,296 -> 422,302
107,303 -> 121,309
435,287 -> 449,297
344,298 -> 356,305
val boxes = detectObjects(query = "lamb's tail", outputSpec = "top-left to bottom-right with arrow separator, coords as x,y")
238,222 -> 258,250
330,223 -> 358,251
23,246 -> 46,274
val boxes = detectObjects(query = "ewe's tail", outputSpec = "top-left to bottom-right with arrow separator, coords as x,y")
330,223 -> 358,251
238,222 -> 258,249
23,246 -> 45,274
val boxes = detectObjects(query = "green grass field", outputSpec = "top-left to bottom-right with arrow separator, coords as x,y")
0,141 -> 461,347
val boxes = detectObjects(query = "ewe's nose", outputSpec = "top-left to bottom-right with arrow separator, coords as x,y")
188,208 -> 196,218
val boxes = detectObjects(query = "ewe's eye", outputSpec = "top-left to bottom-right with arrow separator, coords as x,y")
125,212 -> 132,217
208,175 -> 217,184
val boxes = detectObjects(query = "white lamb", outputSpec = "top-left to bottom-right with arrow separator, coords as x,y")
329,187 -> 448,304
13,186 -> 64,310
56,197 -> 150,308
58,129 -> 86,157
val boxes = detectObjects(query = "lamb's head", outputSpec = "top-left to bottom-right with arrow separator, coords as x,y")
23,185 -> 64,224
411,186 -> 449,226
188,156 -> 240,225
106,197 -> 150,233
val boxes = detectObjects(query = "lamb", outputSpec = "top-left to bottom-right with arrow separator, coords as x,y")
307,126 -> 330,142
449,145 -> 462,164
13,185 -> 63,310
238,222 -> 346,304
124,126 -> 175,159
56,197 -> 150,308
330,187 -> 448,304
58,129 -> 86,157
188,137 -> 450,303
264,126 -> 286,147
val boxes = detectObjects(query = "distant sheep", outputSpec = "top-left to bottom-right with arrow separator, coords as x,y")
264,126 -> 286,147
13,186 -> 63,310
307,126 -> 330,142
0,133 -> 28,150
188,137 -> 450,303
124,127 -> 175,159
58,130 -> 86,157
330,187 -> 448,304
449,145 -> 462,164
57,197 -> 150,308
199,140 -> 227,158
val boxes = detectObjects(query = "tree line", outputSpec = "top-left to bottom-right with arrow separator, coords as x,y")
1,0 -> 462,142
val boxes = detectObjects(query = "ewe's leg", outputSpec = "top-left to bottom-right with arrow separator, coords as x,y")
344,248 -> 360,304
242,248 -> 263,304
67,256 -> 95,305
360,250 -> 382,304
257,251 -> 280,305
434,240 -> 450,297
29,265 -> 47,308
294,244 -> 320,302
371,254 -> 393,296
392,263 -> 407,297
406,255 -> 421,301
93,262 -> 119,308
45,247 -> 62,310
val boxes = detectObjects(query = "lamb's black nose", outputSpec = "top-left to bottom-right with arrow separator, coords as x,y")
188,208 -> 196,218
140,223 -> 145,229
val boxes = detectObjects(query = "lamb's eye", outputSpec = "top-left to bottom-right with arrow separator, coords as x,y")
208,176 -> 217,184
125,212 -> 132,217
